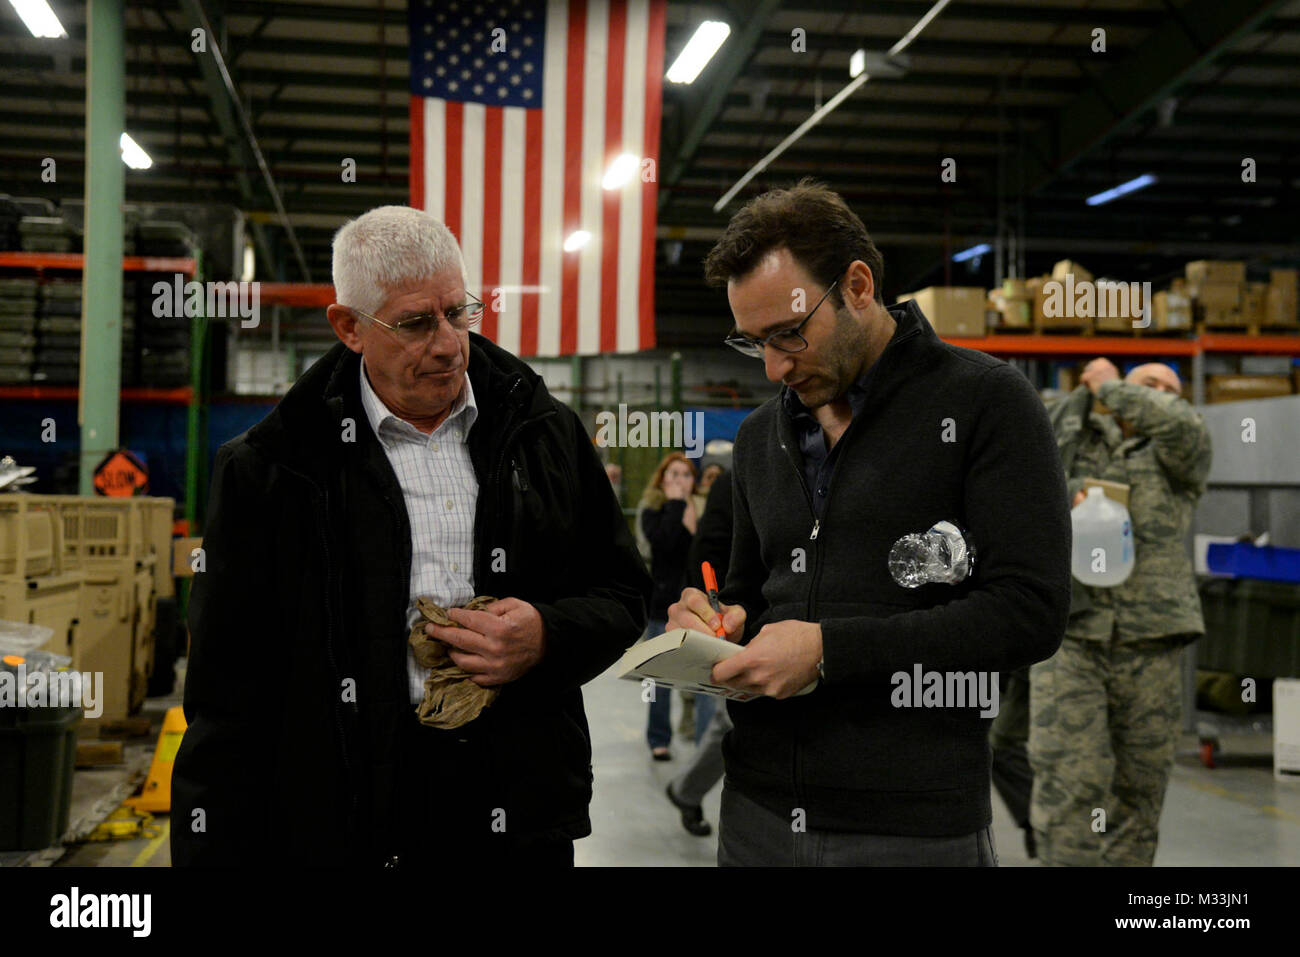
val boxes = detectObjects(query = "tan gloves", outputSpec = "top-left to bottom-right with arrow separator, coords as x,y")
408,595 -> 500,729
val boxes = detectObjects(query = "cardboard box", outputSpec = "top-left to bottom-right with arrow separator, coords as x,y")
1191,281 -> 1241,311
896,287 -> 986,337
1001,278 -> 1030,299
1051,260 -> 1093,284
172,537 -> 203,578
1240,282 -> 1268,325
1153,291 -> 1192,331
1240,356 -> 1293,376
1186,260 -> 1246,285
1199,306 -> 1243,327
1270,268 -> 1298,298
1083,478 -> 1131,508
1032,274 -> 1094,330
1206,374 -> 1293,404
1275,679 -> 1300,780
1265,284 -> 1298,326
990,289 -> 1031,327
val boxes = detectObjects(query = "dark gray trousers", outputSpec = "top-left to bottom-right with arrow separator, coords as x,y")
717,784 -> 998,867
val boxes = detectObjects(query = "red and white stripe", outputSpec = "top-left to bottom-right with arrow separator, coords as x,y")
410,0 -> 665,357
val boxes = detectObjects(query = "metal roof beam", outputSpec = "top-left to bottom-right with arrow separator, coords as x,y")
657,0 -> 783,214
1022,0 -> 1293,193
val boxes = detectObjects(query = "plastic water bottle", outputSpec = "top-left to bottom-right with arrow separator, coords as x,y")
889,521 -> 975,588
1071,486 -> 1135,587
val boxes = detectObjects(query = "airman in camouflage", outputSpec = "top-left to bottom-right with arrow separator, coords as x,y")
1029,360 -> 1212,866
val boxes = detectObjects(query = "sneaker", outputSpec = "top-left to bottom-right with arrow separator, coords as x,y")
665,783 -> 712,837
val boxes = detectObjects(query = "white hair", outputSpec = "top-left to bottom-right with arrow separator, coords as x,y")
331,205 -> 469,315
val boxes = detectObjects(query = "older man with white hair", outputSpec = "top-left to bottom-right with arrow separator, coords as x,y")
172,205 -> 651,867
1030,356 -> 1212,867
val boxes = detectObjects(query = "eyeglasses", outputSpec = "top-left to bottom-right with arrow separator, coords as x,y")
351,292 -> 485,343
723,278 -> 840,359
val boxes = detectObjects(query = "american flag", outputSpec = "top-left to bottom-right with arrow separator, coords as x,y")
408,0 -> 666,357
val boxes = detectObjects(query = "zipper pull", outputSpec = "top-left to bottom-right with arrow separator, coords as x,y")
511,458 -> 529,492
810,519 -> 820,541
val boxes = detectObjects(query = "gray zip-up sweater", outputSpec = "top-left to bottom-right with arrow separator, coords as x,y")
720,299 -> 1071,836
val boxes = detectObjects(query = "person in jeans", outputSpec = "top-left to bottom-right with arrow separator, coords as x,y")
637,451 -> 715,760
666,465 -> 735,836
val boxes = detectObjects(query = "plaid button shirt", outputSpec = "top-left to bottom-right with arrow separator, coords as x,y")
359,358 -> 480,704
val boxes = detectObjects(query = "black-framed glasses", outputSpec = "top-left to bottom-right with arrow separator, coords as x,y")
723,278 -> 840,358
352,291 -> 485,343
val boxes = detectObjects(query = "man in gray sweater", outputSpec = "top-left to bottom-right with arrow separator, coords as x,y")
667,179 -> 1072,866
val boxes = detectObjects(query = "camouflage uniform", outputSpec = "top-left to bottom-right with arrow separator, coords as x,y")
1029,380 -> 1212,866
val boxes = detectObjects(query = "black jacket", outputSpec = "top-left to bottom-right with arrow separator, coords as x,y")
687,470 -> 734,591
641,500 -> 694,620
721,300 -> 1071,836
171,335 -> 651,866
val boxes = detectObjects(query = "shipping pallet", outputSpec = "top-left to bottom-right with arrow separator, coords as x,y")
1093,323 -> 1193,338
1195,321 -> 1297,337
1033,322 -> 1094,336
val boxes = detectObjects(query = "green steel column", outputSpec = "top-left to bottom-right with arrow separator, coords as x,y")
615,370 -> 626,497
78,0 -> 126,494
570,354 -> 583,417
185,253 -> 209,533
670,351 -> 683,419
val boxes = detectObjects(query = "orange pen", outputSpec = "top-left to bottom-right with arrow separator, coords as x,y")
701,561 -> 727,637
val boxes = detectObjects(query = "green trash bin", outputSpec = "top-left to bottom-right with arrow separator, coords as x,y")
1197,578 -> 1300,677
0,699 -> 82,852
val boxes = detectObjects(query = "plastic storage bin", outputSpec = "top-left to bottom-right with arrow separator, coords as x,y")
1197,578 -> 1300,677
0,702 -> 81,851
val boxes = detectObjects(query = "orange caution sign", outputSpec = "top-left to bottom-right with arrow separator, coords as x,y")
93,449 -> 150,497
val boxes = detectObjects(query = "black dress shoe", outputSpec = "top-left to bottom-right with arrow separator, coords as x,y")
665,783 -> 712,836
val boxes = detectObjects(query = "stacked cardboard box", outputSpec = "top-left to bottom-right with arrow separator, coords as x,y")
895,287 -> 986,337
989,278 -> 1032,329
1186,260 -> 1246,327
1206,375 -> 1294,404
1032,260 -> 1096,332
1267,269 -> 1298,327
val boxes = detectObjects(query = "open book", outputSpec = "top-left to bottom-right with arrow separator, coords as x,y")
617,628 -> 819,701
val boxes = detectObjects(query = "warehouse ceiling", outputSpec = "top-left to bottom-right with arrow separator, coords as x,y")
2,0 -> 1298,347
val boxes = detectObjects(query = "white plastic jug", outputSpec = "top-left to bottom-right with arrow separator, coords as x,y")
1071,486 -> 1135,587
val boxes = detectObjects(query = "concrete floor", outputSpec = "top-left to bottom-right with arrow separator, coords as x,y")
19,658 -> 1299,867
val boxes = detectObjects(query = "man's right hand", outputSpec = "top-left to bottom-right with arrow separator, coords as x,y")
667,587 -> 747,643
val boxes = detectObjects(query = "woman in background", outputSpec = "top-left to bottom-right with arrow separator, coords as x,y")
637,452 -> 715,760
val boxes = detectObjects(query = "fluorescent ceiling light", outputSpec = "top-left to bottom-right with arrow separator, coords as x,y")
563,230 -> 591,252
850,49 -> 866,78
952,243 -> 991,263
119,132 -> 153,170
602,153 -> 640,191
1086,173 -> 1156,207
7,0 -> 66,38
666,21 -> 730,84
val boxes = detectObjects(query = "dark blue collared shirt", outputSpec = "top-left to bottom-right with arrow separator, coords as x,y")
782,371 -> 874,519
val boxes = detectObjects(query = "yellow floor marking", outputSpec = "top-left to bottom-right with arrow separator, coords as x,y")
131,817 -> 170,867
1180,776 -> 1300,826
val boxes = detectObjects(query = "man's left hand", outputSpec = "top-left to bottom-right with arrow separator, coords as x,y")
1081,357 -> 1120,394
426,597 -> 547,686
711,619 -> 822,699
